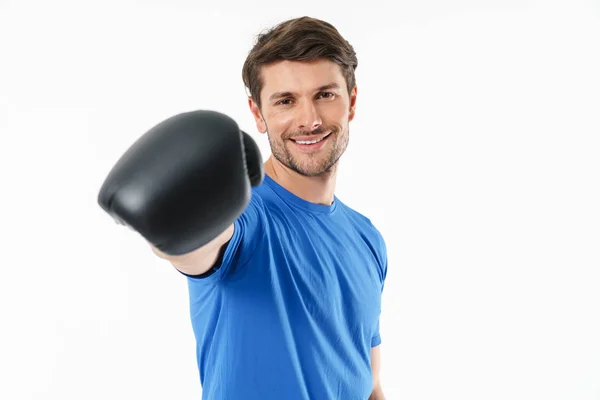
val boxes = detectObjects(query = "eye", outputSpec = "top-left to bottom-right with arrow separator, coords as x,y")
275,98 -> 293,106
318,92 -> 336,99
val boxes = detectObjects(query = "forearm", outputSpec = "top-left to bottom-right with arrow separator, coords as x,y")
368,387 -> 386,400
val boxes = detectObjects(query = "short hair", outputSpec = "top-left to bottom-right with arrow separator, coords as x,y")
242,16 -> 358,110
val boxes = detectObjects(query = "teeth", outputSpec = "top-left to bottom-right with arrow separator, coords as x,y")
294,133 -> 329,145
296,138 -> 321,145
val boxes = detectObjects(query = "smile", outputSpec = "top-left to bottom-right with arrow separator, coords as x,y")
291,131 -> 332,144
289,131 -> 332,152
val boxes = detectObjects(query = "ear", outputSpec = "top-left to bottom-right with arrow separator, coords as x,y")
348,85 -> 358,122
248,96 -> 267,133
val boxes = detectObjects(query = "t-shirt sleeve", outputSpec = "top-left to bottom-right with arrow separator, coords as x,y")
180,190 -> 266,286
372,233 -> 388,347
371,319 -> 382,347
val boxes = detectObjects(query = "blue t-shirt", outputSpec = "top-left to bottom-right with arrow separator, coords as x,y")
185,174 -> 388,400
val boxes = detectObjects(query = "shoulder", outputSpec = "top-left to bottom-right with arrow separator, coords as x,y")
243,183 -> 274,216
340,203 -> 388,286
238,182 -> 289,231
338,200 -> 385,242
337,200 -> 387,266
248,179 -> 283,210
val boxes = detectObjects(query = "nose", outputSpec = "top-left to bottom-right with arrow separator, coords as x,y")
296,100 -> 322,132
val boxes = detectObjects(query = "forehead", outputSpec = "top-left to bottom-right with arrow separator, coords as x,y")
260,59 -> 346,95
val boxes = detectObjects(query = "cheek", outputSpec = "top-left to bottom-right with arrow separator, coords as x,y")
325,101 -> 350,119
266,112 -> 294,136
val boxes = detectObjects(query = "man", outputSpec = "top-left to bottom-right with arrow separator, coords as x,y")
99,16 -> 388,400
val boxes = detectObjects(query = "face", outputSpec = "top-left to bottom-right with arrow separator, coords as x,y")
248,59 -> 357,177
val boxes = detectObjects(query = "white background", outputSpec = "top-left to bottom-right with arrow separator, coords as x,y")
1,0 -> 599,399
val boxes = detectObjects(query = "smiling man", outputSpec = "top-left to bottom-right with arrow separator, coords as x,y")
99,15 -> 388,400
213,16 -> 386,399
182,16 -> 389,399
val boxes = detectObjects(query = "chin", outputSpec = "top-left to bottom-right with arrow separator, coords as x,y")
291,159 -> 337,177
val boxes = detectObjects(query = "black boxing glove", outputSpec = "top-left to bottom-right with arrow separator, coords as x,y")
97,110 -> 264,256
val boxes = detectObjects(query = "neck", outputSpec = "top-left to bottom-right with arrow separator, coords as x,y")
264,156 -> 337,206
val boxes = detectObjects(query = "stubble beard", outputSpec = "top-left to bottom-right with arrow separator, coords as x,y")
268,126 -> 349,177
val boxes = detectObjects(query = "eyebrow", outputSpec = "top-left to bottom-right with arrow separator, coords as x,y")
268,82 -> 342,102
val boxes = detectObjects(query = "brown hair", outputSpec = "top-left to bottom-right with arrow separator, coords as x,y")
242,16 -> 358,110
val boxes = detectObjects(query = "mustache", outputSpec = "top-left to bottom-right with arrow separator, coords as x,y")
285,125 -> 335,140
